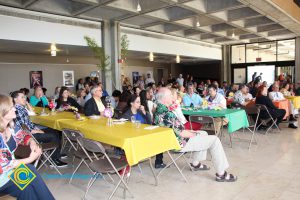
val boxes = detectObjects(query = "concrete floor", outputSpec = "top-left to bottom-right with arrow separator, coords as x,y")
42,124 -> 300,200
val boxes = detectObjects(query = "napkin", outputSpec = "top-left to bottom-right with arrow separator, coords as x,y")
144,126 -> 159,130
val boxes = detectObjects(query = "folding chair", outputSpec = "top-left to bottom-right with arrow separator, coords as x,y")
256,104 -> 280,134
242,105 -> 261,149
65,129 -> 104,184
21,124 -> 62,175
189,115 -> 217,135
61,129 -> 82,155
77,137 -> 133,200
156,118 -> 190,184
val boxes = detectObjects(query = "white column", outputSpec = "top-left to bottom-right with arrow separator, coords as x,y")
295,37 -> 300,83
102,20 -> 121,95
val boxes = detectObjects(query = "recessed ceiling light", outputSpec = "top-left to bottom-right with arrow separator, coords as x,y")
196,21 -> 200,27
137,0 -> 141,12
149,52 -> 154,61
176,55 -> 180,63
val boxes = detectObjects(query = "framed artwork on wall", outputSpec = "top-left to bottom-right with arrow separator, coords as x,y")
63,71 -> 74,87
29,71 -> 43,88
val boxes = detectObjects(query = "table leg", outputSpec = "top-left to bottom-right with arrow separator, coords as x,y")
148,158 -> 158,186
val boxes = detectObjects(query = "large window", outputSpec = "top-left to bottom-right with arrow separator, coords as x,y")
231,39 -> 295,63
277,39 -> 295,61
231,45 -> 245,64
246,42 -> 276,63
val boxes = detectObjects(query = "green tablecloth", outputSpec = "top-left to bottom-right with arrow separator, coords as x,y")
182,108 -> 249,133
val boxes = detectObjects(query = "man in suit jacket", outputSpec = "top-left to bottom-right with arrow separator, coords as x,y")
84,85 -> 105,116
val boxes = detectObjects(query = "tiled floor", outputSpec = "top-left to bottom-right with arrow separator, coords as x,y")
42,124 -> 300,200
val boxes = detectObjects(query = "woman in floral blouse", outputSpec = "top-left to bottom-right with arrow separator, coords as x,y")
0,94 -> 54,199
154,88 -> 237,182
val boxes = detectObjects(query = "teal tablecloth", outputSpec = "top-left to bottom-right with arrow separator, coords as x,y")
182,108 -> 249,133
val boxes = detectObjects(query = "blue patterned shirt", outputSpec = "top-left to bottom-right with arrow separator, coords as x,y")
14,104 -> 36,131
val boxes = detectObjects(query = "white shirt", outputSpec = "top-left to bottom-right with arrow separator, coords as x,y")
173,104 -> 187,124
145,78 -> 155,85
206,93 -> 227,109
147,100 -> 156,119
176,78 -> 184,86
269,91 -> 285,101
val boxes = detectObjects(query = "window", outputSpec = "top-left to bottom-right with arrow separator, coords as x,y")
231,45 -> 245,63
246,42 -> 276,63
277,39 -> 295,61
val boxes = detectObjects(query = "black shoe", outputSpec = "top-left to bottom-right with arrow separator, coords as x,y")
289,116 -> 297,122
288,124 -> 298,129
155,163 -> 167,169
50,160 -> 68,168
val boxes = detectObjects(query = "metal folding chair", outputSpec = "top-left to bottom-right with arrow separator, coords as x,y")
242,105 -> 261,149
189,115 -> 217,135
256,104 -> 280,134
77,137 -> 133,200
21,124 -> 62,175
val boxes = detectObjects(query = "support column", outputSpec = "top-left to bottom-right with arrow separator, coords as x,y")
221,45 -> 231,83
102,20 -> 121,95
295,37 -> 300,83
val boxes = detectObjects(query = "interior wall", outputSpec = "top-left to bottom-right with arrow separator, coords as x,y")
121,59 -> 172,85
0,52 -> 99,95
177,61 -> 222,83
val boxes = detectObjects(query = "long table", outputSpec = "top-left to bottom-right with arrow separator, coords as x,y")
182,108 -> 249,133
31,108 -> 180,166
285,96 -> 300,109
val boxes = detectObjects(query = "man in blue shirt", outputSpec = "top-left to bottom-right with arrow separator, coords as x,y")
183,84 -> 202,107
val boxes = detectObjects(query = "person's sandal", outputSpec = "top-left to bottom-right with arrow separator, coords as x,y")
190,163 -> 210,171
215,171 -> 237,182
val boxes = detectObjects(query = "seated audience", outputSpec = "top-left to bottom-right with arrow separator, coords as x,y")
212,81 -> 225,96
269,83 -> 298,122
0,94 -> 55,199
111,90 -> 121,109
29,86 -> 49,107
11,91 -> 67,167
269,84 -> 285,101
280,83 -> 293,97
19,87 -> 30,102
234,84 -> 252,106
76,88 -> 86,108
52,86 -> 61,100
84,85 -> 105,116
206,84 -> 226,109
122,94 -> 151,124
55,87 -> 81,111
206,84 -> 228,135
76,78 -> 84,91
250,81 -> 260,97
170,88 -> 201,130
154,88 -> 237,182
133,87 -> 141,96
183,84 -> 202,107
255,86 -> 297,128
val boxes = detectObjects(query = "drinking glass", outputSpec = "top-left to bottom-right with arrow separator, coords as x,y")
135,120 -> 141,128
131,116 -> 136,123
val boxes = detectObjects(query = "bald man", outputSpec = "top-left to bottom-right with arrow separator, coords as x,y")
153,87 -> 237,182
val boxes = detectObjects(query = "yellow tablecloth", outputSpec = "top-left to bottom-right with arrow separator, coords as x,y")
30,109 -> 180,166
285,96 -> 300,109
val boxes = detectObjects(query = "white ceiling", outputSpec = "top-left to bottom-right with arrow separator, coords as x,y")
0,0 -> 299,45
